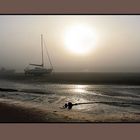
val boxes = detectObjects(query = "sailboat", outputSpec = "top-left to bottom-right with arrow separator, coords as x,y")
24,34 -> 53,76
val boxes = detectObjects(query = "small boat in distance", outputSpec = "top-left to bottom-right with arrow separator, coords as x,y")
24,34 -> 53,76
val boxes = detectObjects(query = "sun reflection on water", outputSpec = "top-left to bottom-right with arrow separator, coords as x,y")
70,85 -> 98,111
73,85 -> 87,93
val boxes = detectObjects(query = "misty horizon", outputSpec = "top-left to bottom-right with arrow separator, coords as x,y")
0,15 -> 140,73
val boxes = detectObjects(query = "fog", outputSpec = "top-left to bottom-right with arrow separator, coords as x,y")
0,15 -> 140,72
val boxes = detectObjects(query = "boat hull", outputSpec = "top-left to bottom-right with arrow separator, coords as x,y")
24,67 -> 53,76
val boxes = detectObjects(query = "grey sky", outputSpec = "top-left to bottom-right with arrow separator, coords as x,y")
0,15 -> 140,72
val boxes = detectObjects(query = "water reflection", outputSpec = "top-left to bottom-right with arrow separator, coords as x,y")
73,85 -> 87,93
68,85 -> 93,110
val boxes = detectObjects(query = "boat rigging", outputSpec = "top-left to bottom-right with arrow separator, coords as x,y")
24,34 -> 53,76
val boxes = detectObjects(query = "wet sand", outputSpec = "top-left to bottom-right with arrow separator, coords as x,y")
0,101 -> 78,122
0,99 -> 140,122
0,102 -> 46,122
0,99 -> 83,122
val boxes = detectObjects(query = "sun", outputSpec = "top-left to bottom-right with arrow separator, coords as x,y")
64,24 -> 97,55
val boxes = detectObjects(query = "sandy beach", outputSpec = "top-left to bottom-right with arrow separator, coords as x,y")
0,98 -> 140,123
0,99 -> 85,122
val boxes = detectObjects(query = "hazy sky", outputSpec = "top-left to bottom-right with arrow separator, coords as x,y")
0,15 -> 140,72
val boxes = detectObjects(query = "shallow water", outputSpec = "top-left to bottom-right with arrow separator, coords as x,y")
0,79 -> 140,120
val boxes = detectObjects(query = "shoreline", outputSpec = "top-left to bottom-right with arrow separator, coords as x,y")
0,99 -> 74,122
0,99 -> 89,123
0,99 -> 140,122
0,73 -> 140,122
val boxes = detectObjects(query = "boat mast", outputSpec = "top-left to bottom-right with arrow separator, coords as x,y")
44,40 -> 53,70
41,34 -> 44,67
29,35 -> 44,67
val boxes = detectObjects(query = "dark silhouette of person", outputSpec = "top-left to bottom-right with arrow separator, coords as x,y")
64,103 -> 68,108
67,102 -> 73,109
63,102 -> 73,109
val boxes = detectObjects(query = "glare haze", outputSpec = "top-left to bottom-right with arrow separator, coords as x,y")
0,15 -> 140,72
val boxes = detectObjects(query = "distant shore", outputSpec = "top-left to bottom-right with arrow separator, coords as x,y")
0,72 -> 140,85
